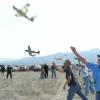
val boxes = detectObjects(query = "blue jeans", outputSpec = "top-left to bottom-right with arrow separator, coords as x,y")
83,76 -> 90,96
40,72 -> 44,79
96,92 -> 100,100
89,81 -> 95,93
67,83 -> 88,100
83,76 -> 95,95
51,70 -> 56,78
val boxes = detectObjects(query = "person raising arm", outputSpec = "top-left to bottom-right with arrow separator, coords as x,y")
56,60 -> 88,100
70,46 -> 100,100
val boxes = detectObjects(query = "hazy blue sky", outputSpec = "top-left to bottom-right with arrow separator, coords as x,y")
0,0 -> 100,58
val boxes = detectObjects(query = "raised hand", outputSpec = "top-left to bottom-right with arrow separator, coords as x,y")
70,46 -> 77,53
70,46 -> 87,64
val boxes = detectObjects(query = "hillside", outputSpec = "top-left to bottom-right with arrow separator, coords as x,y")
0,48 -> 100,65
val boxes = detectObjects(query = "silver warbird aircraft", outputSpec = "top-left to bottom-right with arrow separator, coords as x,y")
25,45 -> 40,56
13,3 -> 36,22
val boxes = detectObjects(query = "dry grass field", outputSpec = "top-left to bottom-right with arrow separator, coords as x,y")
0,71 -> 95,100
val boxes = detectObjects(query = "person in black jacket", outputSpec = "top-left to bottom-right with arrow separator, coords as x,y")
6,65 -> 12,79
43,64 -> 49,78
57,60 -> 88,100
0,65 -> 6,76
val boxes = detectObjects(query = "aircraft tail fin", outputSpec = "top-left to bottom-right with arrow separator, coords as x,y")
30,16 -> 37,22
37,51 -> 40,54
30,17 -> 34,22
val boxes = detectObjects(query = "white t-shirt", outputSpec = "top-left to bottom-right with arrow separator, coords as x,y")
80,67 -> 89,78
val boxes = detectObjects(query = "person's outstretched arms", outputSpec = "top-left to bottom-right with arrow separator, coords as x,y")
70,46 -> 87,65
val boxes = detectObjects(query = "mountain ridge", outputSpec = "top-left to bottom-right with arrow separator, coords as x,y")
0,48 -> 100,65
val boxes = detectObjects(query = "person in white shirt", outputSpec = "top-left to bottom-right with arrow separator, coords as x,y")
80,65 -> 95,96
79,65 -> 90,96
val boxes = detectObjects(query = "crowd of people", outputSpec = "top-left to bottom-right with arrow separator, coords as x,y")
39,46 -> 100,100
1,46 -> 100,100
40,62 -> 57,79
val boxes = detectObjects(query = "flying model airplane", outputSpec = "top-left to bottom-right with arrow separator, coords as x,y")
13,3 -> 36,22
25,45 -> 40,56
55,57 -> 64,60
74,57 -> 80,60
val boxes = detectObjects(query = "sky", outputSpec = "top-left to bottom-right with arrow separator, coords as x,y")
0,0 -> 100,58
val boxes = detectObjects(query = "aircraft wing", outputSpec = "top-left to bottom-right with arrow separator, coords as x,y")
13,6 -> 24,17
13,6 -> 18,11
31,50 -> 40,54
13,6 -> 20,13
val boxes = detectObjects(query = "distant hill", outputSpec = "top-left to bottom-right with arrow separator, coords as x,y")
0,48 -> 100,65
